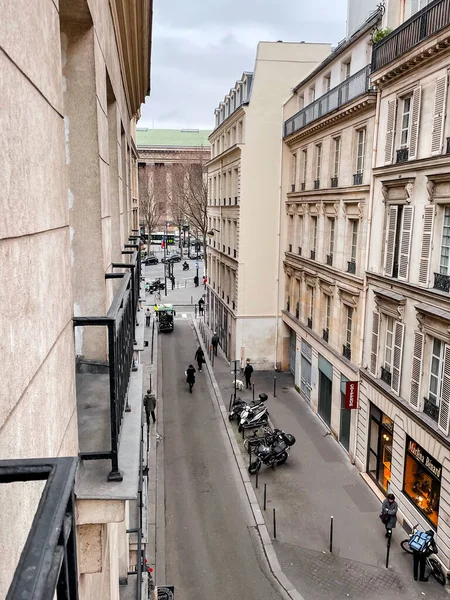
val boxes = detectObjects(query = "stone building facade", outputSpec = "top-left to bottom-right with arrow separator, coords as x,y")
206,41 -> 331,365
0,1 -> 152,598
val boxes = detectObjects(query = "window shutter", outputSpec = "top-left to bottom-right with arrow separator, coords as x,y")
398,206 -> 414,280
392,322 -> 405,395
431,76 -> 447,155
409,87 -> 421,160
418,205 -> 435,286
384,100 -> 397,164
384,206 -> 398,276
409,331 -> 424,409
438,344 -> 450,435
370,311 -> 380,375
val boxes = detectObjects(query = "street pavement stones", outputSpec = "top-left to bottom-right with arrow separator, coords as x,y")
206,333 -> 448,600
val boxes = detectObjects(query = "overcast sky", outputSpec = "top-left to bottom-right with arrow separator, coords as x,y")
139,0 -> 348,131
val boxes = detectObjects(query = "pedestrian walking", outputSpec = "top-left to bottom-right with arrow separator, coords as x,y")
145,307 -> 151,326
195,346 -> 205,372
198,297 -> 205,316
186,364 -> 196,393
143,389 -> 156,424
211,331 -> 219,356
244,359 -> 253,389
203,275 -> 207,289
171,275 -> 175,290
194,275 -> 199,287
379,493 -> 398,538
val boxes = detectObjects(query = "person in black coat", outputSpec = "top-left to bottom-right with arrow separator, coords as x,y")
195,347 -> 205,372
244,359 -> 253,389
211,332 -> 219,356
186,364 -> 196,393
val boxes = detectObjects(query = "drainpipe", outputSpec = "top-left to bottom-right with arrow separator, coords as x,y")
353,84 -> 381,464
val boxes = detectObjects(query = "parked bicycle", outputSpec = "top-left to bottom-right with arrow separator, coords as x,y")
400,524 -> 446,586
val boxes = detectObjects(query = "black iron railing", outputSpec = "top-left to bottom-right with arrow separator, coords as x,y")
381,366 -> 392,386
372,0 -> 450,72
298,246 -> 302,255
234,196 -> 238,204
288,244 -> 293,252
233,249 -> 237,258
331,177 -> 338,188
322,328 -> 329,342
446,137 -> 450,153
287,297 -> 291,312
326,254 -> 333,266
74,246 -> 140,481
314,179 -> 320,189
423,397 -> 439,422
228,246 -> 230,255
301,182 -> 306,191
232,300 -> 236,310
434,272 -> 450,291
343,344 -> 352,360
295,302 -> 300,319
307,317 -> 313,329
347,260 -> 356,274
284,65 -> 371,137
311,250 -> 316,260
2,457 -> 79,600
353,172 -> 363,185
396,148 -> 409,163
291,184 -> 296,192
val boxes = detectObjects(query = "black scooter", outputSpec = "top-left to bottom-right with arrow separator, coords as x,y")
182,262 -> 189,271
248,429 -> 296,473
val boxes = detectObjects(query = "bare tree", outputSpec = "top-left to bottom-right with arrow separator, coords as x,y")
168,164 -> 188,254
138,164 -> 166,254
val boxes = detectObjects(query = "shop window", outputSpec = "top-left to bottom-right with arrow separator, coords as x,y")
403,437 -> 441,528
368,404 -> 393,493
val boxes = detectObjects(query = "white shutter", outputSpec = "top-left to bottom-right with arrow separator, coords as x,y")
409,331 -> 424,409
409,87 -> 421,160
384,100 -> 397,164
392,322 -> 405,395
431,76 -> 447,155
370,311 -> 380,375
398,206 -> 414,280
418,205 -> 435,286
384,206 -> 398,277
439,345 -> 450,435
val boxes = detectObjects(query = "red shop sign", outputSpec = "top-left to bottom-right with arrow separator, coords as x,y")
345,381 -> 359,410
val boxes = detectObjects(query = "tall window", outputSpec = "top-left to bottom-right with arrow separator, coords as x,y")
384,316 -> 395,373
311,216 -> 318,252
400,96 -> 412,147
302,149 -> 308,185
325,295 -> 331,333
309,86 -> 315,103
429,338 -> 444,407
309,286 -> 314,321
291,153 -> 297,189
333,137 -> 341,178
440,206 -> 450,275
356,129 -> 366,174
343,59 -> 351,80
324,74 -> 331,92
329,218 -> 335,255
351,220 -> 358,262
346,306 -> 353,347
315,144 -> 322,181
298,93 -> 304,110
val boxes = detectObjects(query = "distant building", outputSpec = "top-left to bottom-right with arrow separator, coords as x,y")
206,41 -> 331,364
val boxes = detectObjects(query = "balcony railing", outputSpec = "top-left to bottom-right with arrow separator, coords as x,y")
326,253 -> 333,266
347,260 -> 356,274
298,246 -> 302,256
396,148 -> 409,163
301,182 -> 306,191
434,272 -> 450,291
234,196 -> 238,205
353,172 -> 363,185
446,137 -> 450,153
288,244 -> 293,252
284,65 -> 371,137
2,457 -> 79,600
331,176 -> 338,188
233,249 -> 237,258
372,0 -> 450,72
311,249 -> 316,260
74,247 -> 140,481
424,397 -> 440,422
295,302 -> 300,319
322,328 -> 329,342
314,179 -> 320,189
291,184 -> 296,192
381,366 -> 392,386
307,317 -> 313,329
342,344 -> 352,360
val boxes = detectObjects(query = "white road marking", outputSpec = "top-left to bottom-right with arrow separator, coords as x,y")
182,313 -> 187,318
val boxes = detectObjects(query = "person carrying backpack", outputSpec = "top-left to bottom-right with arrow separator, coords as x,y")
410,529 -> 438,581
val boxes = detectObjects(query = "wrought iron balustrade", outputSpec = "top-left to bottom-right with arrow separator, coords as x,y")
233,249 -> 237,258
287,297 -> 291,312
434,272 -> 450,291
228,246 -> 230,255
372,0 -> 450,72
234,196 -> 238,204
301,182 -> 306,191
232,300 -> 236,310
353,172 -> 363,185
447,137 -> 450,153
423,397 -> 439,422
295,302 -> 300,319
342,344 -> 352,360
381,366 -> 392,386
288,244 -> 293,252
322,328 -> 329,342
314,179 -> 320,189
2,457 -> 78,600
310,249 -> 316,260
326,254 -> 333,266
298,246 -> 302,256
347,260 -> 356,274
396,148 -> 409,163
331,177 -> 338,188
307,317 -> 313,329
284,65 -> 371,137
291,184 -> 296,192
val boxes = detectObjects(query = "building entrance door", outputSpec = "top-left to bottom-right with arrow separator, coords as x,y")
318,355 -> 332,428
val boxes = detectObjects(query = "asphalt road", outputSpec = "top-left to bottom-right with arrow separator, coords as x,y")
161,320 -> 285,600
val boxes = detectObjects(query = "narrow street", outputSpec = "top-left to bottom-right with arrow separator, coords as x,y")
161,320 -> 285,600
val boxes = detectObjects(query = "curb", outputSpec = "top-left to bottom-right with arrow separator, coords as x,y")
193,318 -> 305,600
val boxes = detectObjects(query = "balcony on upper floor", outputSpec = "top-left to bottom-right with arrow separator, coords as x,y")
372,0 -> 450,73
284,65 -> 371,138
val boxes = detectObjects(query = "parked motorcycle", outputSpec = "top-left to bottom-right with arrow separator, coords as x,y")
182,262 -> 189,271
229,393 -> 268,423
238,398 -> 269,432
248,429 -> 296,473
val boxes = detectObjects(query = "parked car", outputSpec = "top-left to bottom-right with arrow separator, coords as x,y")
162,254 -> 182,263
188,252 -> 204,260
142,255 -> 158,265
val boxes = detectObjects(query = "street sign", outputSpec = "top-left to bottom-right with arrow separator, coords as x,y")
196,261 -> 199,268
345,381 -> 359,410
157,586 -> 175,600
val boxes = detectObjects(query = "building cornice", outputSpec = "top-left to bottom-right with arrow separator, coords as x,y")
287,184 -> 369,199
373,152 -> 450,175
284,93 -> 376,146
206,247 -> 238,266
209,106 -> 246,140
367,272 -> 450,310
283,255 -> 364,288
207,143 -> 242,166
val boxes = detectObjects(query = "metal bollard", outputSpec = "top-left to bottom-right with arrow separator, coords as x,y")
212,352 -> 215,367
255,469 -> 259,489
149,373 -> 152,393
242,426 -> 245,439
252,382 -> 255,401
329,516 -> 334,553
386,531 -> 392,568
191,296 -> 193,305
273,376 -> 277,397
273,509 -> 277,539
263,484 -> 267,511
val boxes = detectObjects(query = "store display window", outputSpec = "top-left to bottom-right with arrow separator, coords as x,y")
403,437 -> 441,528
368,404 -> 393,492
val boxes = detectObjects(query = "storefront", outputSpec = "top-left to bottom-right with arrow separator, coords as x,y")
403,437 -> 441,528
367,403 -> 393,493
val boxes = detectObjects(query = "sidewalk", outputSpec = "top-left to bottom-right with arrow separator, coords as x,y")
208,339 -> 447,600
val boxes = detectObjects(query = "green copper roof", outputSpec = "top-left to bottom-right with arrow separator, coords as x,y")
136,128 -> 211,148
